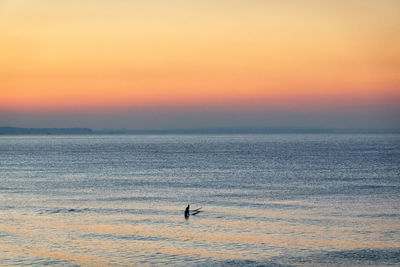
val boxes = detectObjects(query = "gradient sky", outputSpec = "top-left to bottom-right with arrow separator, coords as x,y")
1,0 -> 399,129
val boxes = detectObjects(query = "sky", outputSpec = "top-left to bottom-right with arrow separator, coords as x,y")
1,0 -> 399,130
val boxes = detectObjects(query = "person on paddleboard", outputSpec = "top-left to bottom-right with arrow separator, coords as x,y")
184,204 -> 190,218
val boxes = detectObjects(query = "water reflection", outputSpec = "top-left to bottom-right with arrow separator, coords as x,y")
1,203 -> 399,266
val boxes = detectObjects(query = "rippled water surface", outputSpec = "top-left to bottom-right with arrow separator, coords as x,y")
1,134 -> 399,266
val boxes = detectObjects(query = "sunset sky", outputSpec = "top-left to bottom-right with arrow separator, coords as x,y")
1,0 -> 399,129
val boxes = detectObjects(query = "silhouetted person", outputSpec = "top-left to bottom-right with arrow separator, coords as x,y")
184,204 -> 190,219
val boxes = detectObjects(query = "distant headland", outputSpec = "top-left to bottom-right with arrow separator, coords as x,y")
0,127 -> 93,135
1,126 -> 399,135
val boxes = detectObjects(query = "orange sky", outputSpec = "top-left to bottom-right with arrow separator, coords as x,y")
0,0 -> 399,128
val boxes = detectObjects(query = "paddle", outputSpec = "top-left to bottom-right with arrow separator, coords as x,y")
190,207 -> 202,216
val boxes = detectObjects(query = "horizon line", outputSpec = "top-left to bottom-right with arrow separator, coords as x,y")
1,126 -> 400,135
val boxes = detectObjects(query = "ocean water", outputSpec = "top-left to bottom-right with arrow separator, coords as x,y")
0,134 -> 399,266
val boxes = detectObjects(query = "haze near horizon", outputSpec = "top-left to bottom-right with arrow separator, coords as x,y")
1,0 -> 399,130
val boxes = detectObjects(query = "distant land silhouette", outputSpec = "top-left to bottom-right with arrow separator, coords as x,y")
0,127 -> 93,135
1,126 -> 399,135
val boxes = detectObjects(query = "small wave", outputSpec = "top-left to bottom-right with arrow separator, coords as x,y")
41,208 -> 90,214
0,187 -> 12,190
277,248 -> 400,266
96,196 -> 165,202
209,259 -> 294,267
0,206 -> 14,210
0,232 -> 12,238
358,213 -> 400,218
81,233 -> 176,243
321,248 -> 400,262
353,184 -> 399,190
0,256 -> 71,267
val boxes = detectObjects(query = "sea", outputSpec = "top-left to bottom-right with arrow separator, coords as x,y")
0,134 -> 399,266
